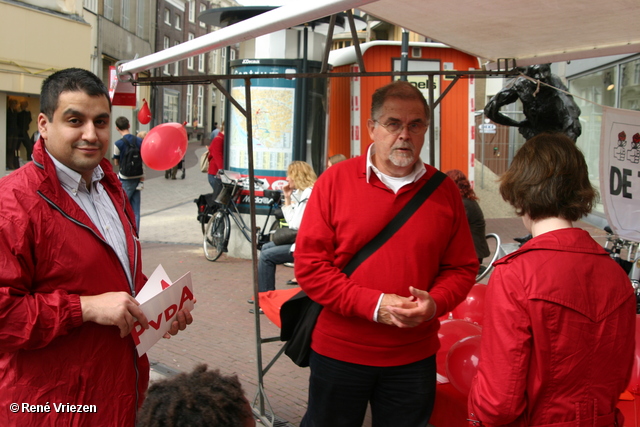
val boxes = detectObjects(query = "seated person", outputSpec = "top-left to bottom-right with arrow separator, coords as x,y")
446,169 -> 490,265
137,364 -> 255,427
251,161 -> 317,313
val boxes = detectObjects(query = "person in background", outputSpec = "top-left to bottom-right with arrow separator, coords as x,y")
6,98 -> 20,169
17,100 -> 33,162
137,364 -> 256,427
468,132 -> 635,426
249,161 -> 317,314
283,153 -> 349,285
0,68 -> 193,426
136,130 -> 147,190
210,121 -> 220,141
207,121 -> 225,195
446,169 -> 490,265
113,116 -> 144,230
328,153 -> 347,168
295,80 -> 477,427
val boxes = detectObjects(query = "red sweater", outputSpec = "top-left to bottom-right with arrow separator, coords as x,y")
295,154 -> 478,366
207,131 -> 224,175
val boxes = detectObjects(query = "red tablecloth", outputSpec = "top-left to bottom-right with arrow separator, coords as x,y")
258,287 -> 302,328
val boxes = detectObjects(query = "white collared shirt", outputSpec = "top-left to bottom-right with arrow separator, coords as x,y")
48,150 -> 133,291
366,143 -> 426,193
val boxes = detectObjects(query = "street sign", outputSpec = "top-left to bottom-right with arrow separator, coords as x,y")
479,123 -> 496,134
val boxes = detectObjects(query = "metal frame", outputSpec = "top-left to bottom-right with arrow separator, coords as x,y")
122,11 -> 519,425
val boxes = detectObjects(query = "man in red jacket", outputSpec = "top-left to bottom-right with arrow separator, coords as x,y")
0,68 -> 193,426
294,81 -> 478,427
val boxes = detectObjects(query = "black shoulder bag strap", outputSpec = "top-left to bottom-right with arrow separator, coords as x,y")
280,171 -> 447,366
342,170 -> 447,276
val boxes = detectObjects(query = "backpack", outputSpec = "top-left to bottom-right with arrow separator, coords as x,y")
119,134 -> 143,177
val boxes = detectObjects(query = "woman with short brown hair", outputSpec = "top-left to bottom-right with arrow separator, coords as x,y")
468,132 -> 635,427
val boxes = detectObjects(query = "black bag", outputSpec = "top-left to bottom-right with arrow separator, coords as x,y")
272,227 -> 298,245
194,193 -> 217,224
280,290 -> 323,366
280,171 -> 447,367
119,134 -> 143,177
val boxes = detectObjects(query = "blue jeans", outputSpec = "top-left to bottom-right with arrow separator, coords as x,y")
208,175 -> 222,195
258,241 -> 293,292
301,351 -> 436,427
120,178 -> 141,231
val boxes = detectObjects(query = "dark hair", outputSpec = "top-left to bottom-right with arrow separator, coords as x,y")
116,116 -> 130,131
446,169 -> 478,201
137,364 -> 253,427
40,68 -> 111,120
499,132 -> 597,221
371,80 -> 430,122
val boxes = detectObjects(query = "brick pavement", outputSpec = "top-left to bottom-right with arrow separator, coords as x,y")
138,148 -> 609,426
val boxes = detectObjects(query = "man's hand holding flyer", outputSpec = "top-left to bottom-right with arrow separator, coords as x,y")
132,265 -> 195,355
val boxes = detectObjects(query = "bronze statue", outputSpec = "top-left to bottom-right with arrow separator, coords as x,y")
484,64 -> 582,142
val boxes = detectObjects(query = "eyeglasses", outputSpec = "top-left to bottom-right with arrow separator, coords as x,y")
374,120 -> 427,135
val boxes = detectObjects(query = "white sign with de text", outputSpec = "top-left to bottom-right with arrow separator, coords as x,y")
600,107 -> 640,242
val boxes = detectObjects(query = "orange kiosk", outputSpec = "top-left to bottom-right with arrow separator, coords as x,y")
327,41 -> 480,180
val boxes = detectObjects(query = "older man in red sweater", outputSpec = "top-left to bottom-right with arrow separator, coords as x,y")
294,81 -> 478,427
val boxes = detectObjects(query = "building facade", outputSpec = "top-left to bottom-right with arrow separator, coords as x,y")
1,0 -> 91,171
0,0 -> 156,172
153,0 -> 238,144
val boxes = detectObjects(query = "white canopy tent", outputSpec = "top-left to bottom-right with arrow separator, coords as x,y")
118,1 -> 640,425
119,0 -> 640,75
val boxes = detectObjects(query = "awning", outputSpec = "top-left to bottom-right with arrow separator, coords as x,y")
359,0 -> 640,68
119,0 -> 640,76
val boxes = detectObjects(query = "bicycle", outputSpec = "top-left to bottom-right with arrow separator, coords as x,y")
201,170 -> 281,262
604,226 -> 640,296
475,233 -> 502,282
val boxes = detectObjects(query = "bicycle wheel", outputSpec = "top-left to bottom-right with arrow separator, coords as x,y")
203,211 -> 230,261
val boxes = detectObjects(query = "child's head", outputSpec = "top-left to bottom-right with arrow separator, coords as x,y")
137,364 -> 255,427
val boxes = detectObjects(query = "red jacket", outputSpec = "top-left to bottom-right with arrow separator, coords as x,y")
295,155 -> 478,366
0,140 -> 149,426
207,131 -> 224,175
468,228 -> 635,427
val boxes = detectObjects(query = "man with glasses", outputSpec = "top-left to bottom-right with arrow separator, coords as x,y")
295,80 -> 478,427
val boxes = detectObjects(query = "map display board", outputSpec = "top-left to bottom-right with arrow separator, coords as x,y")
229,61 -> 298,178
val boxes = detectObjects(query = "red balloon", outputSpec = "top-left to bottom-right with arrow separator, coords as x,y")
137,98 -> 151,125
141,123 -> 188,171
627,314 -> 640,394
445,335 -> 482,396
451,284 -> 487,326
436,319 -> 482,378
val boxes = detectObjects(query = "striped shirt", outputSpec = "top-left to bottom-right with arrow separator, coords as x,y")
47,150 -> 133,292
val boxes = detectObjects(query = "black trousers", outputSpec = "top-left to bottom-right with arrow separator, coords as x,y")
301,350 -> 436,427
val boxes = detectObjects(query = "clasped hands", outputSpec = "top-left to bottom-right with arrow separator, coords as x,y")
378,286 -> 435,328
80,292 -> 194,339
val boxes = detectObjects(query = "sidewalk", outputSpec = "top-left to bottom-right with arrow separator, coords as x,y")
138,153 -> 608,426
138,145 -> 308,425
